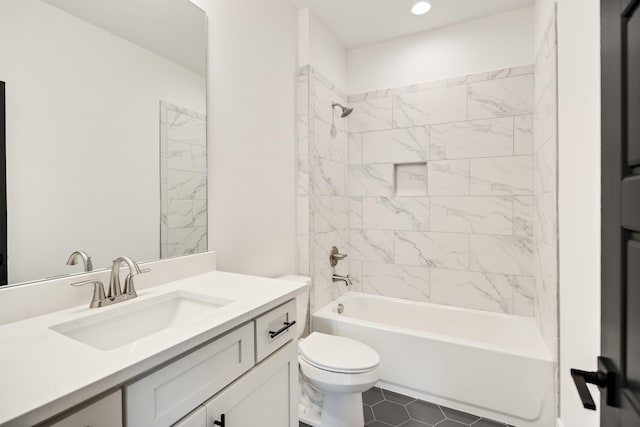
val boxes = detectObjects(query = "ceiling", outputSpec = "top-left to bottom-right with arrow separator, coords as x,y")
298,0 -> 534,49
43,0 -> 207,75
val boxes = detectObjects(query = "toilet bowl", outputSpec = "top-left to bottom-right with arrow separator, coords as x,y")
277,275 -> 381,427
299,332 -> 381,427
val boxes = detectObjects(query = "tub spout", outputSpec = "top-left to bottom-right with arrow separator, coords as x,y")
332,274 -> 352,287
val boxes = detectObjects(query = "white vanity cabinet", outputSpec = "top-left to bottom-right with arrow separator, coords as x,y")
202,341 -> 298,427
29,298 -> 299,427
126,299 -> 298,427
0,267 -> 308,427
175,341 -> 298,427
126,323 -> 255,427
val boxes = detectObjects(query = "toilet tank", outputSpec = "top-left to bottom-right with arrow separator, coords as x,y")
277,275 -> 311,338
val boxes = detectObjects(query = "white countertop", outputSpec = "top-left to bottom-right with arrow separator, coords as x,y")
0,271 -> 307,426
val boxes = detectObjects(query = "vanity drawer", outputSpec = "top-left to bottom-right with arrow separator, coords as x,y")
255,299 -> 297,362
125,322 -> 254,427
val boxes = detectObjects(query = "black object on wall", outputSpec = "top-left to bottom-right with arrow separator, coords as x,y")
599,0 -> 640,424
0,82 -> 6,286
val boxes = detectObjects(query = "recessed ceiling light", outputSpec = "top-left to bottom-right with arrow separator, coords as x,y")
411,1 -> 432,15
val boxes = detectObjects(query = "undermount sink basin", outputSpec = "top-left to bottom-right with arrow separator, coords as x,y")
50,291 -> 233,351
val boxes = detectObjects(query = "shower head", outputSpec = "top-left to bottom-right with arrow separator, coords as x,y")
332,102 -> 353,118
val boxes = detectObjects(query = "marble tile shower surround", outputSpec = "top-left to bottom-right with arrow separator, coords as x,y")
296,62 -> 560,326
160,101 -> 207,259
296,46 -> 557,422
346,65 -> 537,317
297,66 -> 351,312
533,9 -> 559,378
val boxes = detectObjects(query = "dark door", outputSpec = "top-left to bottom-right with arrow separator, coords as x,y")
572,0 -> 640,424
0,81 -> 6,287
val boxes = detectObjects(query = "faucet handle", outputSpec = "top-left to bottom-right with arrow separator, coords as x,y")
123,267 -> 150,297
71,280 -> 106,308
329,246 -> 348,267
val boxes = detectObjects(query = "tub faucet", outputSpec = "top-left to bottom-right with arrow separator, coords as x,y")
332,274 -> 353,287
66,250 -> 93,272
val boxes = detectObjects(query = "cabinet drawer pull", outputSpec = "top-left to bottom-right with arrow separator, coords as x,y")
268,320 -> 296,339
213,413 -> 225,426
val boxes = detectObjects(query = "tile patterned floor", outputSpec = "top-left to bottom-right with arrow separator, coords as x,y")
300,387 -> 515,427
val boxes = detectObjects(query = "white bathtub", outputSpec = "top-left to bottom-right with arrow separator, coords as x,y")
312,292 -> 554,427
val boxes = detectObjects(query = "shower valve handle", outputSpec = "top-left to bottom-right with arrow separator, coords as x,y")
329,246 -> 347,267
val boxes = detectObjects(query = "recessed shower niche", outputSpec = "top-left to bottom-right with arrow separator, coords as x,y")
394,163 -> 428,196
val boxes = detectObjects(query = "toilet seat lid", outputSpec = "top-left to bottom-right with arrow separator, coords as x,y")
299,332 -> 380,373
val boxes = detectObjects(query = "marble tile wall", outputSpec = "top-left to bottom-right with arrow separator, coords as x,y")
346,66 -> 536,316
297,60 -> 558,328
533,10 -> 559,368
297,67 -> 351,312
160,101 -> 207,258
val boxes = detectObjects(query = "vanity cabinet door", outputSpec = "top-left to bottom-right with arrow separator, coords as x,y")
204,340 -> 298,427
125,323 -> 254,427
48,390 -> 122,427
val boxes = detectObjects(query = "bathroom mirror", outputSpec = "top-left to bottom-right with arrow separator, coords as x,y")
0,0 -> 207,286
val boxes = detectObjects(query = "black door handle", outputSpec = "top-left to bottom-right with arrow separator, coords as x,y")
571,356 -> 619,410
570,369 -> 602,410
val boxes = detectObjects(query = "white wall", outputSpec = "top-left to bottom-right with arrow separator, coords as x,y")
0,0 -> 205,284
298,8 -> 348,91
556,0 -> 601,425
298,9 -> 311,67
190,0 -> 298,278
347,6 -> 534,94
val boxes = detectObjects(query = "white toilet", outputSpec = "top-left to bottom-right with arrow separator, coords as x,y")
279,275 -> 381,427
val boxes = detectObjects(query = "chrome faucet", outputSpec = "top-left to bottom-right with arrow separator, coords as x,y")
66,250 -> 93,272
107,256 -> 151,299
109,256 -> 145,299
71,256 -> 149,309
332,274 -> 353,287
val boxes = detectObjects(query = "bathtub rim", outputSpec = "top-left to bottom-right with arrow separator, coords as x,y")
313,291 -> 553,363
